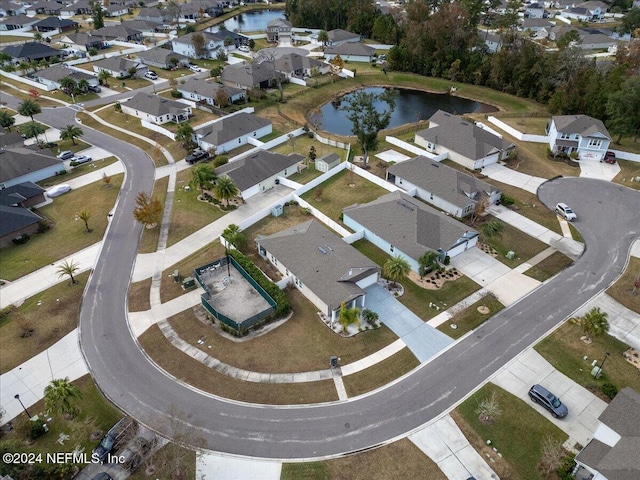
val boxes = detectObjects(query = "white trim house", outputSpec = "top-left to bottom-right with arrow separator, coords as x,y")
547,114 -> 611,161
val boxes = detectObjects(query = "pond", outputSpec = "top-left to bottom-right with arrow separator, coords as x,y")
216,9 -> 285,33
315,87 -> 497,136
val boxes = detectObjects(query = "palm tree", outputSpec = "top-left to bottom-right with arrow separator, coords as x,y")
317,30 -> 329,46
475,391 -> 501,425
44,377 -> 83,417
78,78 -> 89,93
481,219 -> 504,243
0,110 -> 15,131
20,121 -> 46,144
338,301 -> 360,333
57,259 -> 80,285
213,175 -> 239,207
18,61 -> 31,75
98,69 -> 112,87
17,99 -> 41,121
581,307 -> 609,341
419,251 -> 440,277
33,31 -> 43,42
222,224 -> 246,250
77,209 -> 91,232
190,163 -> 216,192
60,124 -> 83,145
384,255 -> 411,289
59,76 -> 77,95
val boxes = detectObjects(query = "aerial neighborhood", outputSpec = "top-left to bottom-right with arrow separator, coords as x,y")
1,0 -> 639,479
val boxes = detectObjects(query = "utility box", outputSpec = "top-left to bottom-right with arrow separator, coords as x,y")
182,277 -> 196,289
271,204 -> 283,217
330,356 -> 338,368
173,270 -> 180,283
506,251 -> 516,260
591,366 -> 603,379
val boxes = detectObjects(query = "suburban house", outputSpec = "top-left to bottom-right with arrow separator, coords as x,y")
324,43 -> 375,62
386,156 -> 502,218
136,47 -> 189,69
90,25 -> 142,42
1,42 -> 62,64
257,219 -> 380,324
60,0 -> 93,17
546,114 -> 611,161
274,53 -> 329,79
0,146 -> 64,189
214,150 -> 303,199
0,1 -> 27,17
524,2 -> 546,18
194,112 -> 271,153
60,32 -> 106,52
0,15 -> 37,32
547,25 -> 579,41
577,33 -> 617,50
104,4 -> 129,17
0,181 -> 47,246
560,1 -> 607,21
415,110 -> 515,170
118,19 -> 161,33
177,78 -> 245,107
172,30 -> 247,59
315,153 -> 341,173
93,57 -> 148,78
266,18 -> 292,43
519,18 -> 554,36
342,191 -> 479,271
483,31 -> 503,53
26,1 -> 63,16
121,92 -> 192,125
33,64 -> 98,91
137,6 -> 170,24
0,181 -> 46,208
220,61 -> 284,90
325,28 -> 360,46
574,387 -> 640,480
33,17 -> 78,33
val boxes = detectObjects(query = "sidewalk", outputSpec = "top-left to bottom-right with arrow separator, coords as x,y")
482,163 -> 546,194
576,292 -> 640,350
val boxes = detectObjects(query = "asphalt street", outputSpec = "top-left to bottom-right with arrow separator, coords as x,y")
8,94 -> 640,460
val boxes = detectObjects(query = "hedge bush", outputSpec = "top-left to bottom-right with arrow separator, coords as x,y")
228,250 -> 291,317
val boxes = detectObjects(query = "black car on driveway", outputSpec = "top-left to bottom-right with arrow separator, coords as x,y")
528,384 -> 568,418
185,148 -> 210,164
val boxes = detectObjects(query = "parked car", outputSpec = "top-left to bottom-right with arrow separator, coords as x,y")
185,149 -> 210,164
92,473 -> 113,480
555,203 -> 577,221
73,155 -> 92,164
189,64 -> 202,72
92,417 -> 136,464
144,71 -> 158,80
57,150 -> 74,160
238,45 -> 250,52
46,184 -> 71,197
604,151 -> 616,164
528,384 -> 568,418
88,85 -> 101,93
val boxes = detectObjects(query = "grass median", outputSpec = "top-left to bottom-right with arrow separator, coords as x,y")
437,294 -> 505,340
524,251 -> 573,282
606,256 -> 640,314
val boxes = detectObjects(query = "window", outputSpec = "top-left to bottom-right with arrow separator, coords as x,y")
588,138 -> 602,148
390,245 -> 394,252
560,133 -> 570,139
295,277 -> 303,288
270,255 -> 278,266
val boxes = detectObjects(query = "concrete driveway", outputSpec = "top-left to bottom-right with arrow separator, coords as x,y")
364,284 -> 453,362
482,163 -> 546,194
491,348 -> 607,448
579,160 -> 620,181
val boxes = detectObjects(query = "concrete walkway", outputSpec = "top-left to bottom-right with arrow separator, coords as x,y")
576,292 -> 640,350
482,163 -> 546,194
197,453 -> 282,480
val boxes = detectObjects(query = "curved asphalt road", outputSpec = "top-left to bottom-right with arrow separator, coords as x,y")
13,97 -> 640,459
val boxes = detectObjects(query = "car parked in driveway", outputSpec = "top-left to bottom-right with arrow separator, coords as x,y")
528,384 -> 568,418
73,155 -> 92,164
188,64 -> 202,72
46,184 -> 71,197
238,45 -> 250,52
185,148 -> 210,164
57,150 -> 74,160
603,151 -> 616,164
144,71 -> 158,80
555,202 -> 577,221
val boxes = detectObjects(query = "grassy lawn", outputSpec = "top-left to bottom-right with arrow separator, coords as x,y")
508,139 -> 580,179
453,384 -> 568,480
281,438 -> 447,480
301,169 -> 389,224
38,156 -> 119,187
138,176 -> 169,254
352,239 -> 481,321
524,251 -> 573,282
0,174 -> 123,280
168,289 -> 399,373
288,166 -> 325,184
0,80 -> 64,107
167,169 -> 228,247
495,114 -> 550,135
0,375 -> 123,477
0,271 -> 88,374
271,133 -> 347,161
138,323 -> 339,405
46,138 -> 92,156
342,348 -> 420,398
613,137 -> 640,155
128,278 -> 151,313
437,294 -> 505,340
606,256 -> 640,314
535,321 -> 640,397
483,220 -> 548,268
160,241 -> 226,304
77,112 -> 168,167
613,159 -> 640,190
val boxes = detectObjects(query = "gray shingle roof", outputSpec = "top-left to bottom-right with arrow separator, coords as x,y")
328,29 -> 360,43
418,110 -> 514,162
0,15 -> 36,27
91,25 -> 141,39
0,181 -> 45,206
387,156 -> 500,209
0,147 -> 62,183
552,114 -> 610,139
324,43 -> 374,57
1,42 -> 60,60
0,204 -> 42,238
35,64 -> 94,83
136,47 -> 188,64
220,61 -> 279,88
94,56 -> 140,73
599,387 -> 640,437
274,53 -> 323,74
214,150 -> 302,191
258,219 -> 379,312
178,78 -> 243,102
33,17 -> 78,28
267,18 -> 291,28
343,191 -> 478,260
316,153 -> 340,165
122,92 -> 190,117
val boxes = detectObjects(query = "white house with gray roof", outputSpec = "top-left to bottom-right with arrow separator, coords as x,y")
387,156 -> 501,218
343,191 -> 478,273
177,78 -> 245,107
136,47 -> 189,69
0,146 -> 64,189
93,56 -> 147,78
575,387 -> 640,480
324,43 -> 375,62
546,114 -> 610,161
214,150 -> 303,199
257,219 -> 380,324
33,64 -> 98,91
121,92 -> 191,125
194,112 -> 271,154
416,110 -> 515,170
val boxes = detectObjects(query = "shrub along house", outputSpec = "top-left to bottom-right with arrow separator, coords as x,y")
343,191 -> 479,273
386,156 -> 502,218
257,219 -> 380,325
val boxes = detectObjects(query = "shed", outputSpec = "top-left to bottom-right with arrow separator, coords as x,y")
315,153 -> 340,173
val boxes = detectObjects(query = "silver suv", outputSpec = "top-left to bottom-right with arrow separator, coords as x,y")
528,384 -> 568,418
555,203 -> 577,221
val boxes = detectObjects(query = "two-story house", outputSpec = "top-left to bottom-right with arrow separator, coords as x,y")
546,114 -> 611,161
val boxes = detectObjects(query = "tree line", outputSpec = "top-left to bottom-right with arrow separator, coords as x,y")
285,0 -> 640,142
